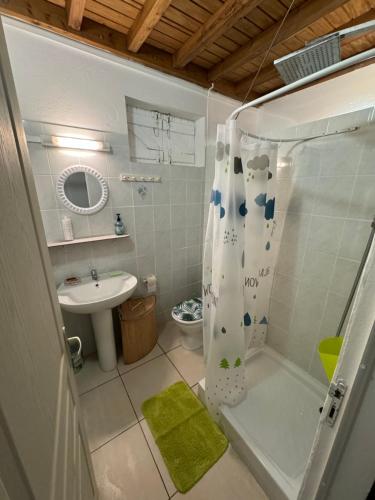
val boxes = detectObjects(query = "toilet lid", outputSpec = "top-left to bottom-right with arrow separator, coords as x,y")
172,297 -> 202,322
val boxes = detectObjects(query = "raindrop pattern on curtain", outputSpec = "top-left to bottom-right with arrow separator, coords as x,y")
203,122 -> 277,419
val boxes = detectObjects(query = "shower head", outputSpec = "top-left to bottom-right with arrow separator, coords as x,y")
274,19 -> 375,85
274,34 -> 341,85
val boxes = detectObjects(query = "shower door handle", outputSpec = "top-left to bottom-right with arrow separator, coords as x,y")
326,378 -> 347,427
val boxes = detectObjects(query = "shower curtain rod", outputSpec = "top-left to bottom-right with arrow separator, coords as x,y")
240,125 -> 359,144
228,48 -> 375,121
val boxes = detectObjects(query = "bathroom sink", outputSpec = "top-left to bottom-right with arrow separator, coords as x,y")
57,271 -> 137,372
57,271 -> 137,314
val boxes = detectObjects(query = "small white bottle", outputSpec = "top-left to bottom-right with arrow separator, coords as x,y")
62,216 -> 74,241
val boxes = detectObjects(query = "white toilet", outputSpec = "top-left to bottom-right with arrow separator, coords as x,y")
171,297 -> 203,350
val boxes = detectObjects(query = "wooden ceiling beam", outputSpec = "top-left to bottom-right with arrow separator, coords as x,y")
235,7 -> 375,98
0,0 -> 239,100
173,0 -> 264,69
66,0 -> 86,31
208,0 -> 351,81
127,0 -> 172,53
236,65 -> 279,96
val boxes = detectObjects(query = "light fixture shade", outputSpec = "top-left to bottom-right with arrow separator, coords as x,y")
41,135 -> 111,152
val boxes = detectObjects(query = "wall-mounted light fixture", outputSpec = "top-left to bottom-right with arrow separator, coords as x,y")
41,135 -> 111,152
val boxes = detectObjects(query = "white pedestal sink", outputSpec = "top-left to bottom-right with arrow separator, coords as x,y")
57,271 -> 137,371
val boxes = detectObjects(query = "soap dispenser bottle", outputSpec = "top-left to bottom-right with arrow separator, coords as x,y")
115,213 -> 126,235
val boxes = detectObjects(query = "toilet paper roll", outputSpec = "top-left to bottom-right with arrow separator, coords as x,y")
144,274 -> 157,293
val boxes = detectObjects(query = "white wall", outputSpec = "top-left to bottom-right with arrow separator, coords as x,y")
2,16 -> 249,353
8,15 -> 373,361
268,108 -> 375,383
2,17 -> 285,156
262,64 -> 375,125
260,62 -> 375,383
4,17 -> 283,355
3,17 -> 240,135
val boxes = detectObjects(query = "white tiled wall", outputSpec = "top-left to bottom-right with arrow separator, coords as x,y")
26,121 -> 204,352
268,107 -> 375,384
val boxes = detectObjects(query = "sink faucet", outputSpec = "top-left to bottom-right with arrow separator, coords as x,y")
90,268 -> 98,281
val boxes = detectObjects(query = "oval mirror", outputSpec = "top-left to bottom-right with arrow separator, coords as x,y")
56,165 -> 108,215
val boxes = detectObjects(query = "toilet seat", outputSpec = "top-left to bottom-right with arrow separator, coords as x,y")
171,311 -> 202,325
172,297 -> 202,322
171,297 -> 203,350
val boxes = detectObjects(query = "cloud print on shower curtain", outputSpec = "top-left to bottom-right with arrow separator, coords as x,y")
203,122 -> 277,419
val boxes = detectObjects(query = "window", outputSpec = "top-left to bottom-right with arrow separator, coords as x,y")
126,104 -> 204,167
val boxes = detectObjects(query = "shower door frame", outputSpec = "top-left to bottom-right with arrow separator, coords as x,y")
299,314 -> 375,498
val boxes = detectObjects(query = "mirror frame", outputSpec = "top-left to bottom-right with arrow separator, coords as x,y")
56,165 -> 109,215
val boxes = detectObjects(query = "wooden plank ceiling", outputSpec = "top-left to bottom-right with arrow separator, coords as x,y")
1,0 -> 374,101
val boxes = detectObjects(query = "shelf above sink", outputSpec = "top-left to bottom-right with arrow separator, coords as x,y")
47,233 -> 129,248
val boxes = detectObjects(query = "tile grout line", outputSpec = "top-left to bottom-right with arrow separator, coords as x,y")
78,346 -> 173,397
306,126 -> 367,372
118,371 -> 171,498
157,340 -> 182,355
165,350 -> 199,389
310,137 -> 369,367
310,141 -> 365,365
276,127 -> 368,376
90,420 -> 139,455
89,374 -> 172,498
78,372 -> 119,397
118,351 -> 165,376
137,418 -> 172,500
81,341 -> 199,497
118,365 -> 142,423
292,154 -> 327,374
82,360 -> 140,455
275,208 -> 373,224
282,160 -> 331,365
165,352 -> 188,385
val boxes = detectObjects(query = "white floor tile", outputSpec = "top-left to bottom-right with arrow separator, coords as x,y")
80,378 -> 137,451
117,343 -> 163,375
167,346 -> 205,386
157,321 -> 182,352
75,354 -> 118,395
122,355 -> 182,418
92,424 -> 168,500
140,419 -> 177,497
172,445 -> 268,500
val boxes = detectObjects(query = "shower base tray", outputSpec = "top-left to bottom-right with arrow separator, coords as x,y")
197,346 -> 327,500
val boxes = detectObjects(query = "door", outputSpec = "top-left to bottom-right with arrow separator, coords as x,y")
0,19 -> 96,500
298,235 -> 375,499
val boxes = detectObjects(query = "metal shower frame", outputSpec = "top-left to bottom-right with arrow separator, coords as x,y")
228,48 -> 375,121
228,47 -> 375,341
335,217 -> 375,338
273,19 -> 375,85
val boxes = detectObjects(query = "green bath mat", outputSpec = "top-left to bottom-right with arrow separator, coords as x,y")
142,381 -> 228,493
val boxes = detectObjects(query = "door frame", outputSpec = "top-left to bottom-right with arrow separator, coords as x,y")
299,242 -> 375,499
0,17 -> 97,499
324,322 -> 375,500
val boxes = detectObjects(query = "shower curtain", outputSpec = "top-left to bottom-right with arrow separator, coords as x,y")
203,121 -> 277,418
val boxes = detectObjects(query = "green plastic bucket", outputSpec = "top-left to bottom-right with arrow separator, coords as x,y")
318,337 -> 344,382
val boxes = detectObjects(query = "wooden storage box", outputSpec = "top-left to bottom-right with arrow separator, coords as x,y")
119,295 -> 156,364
